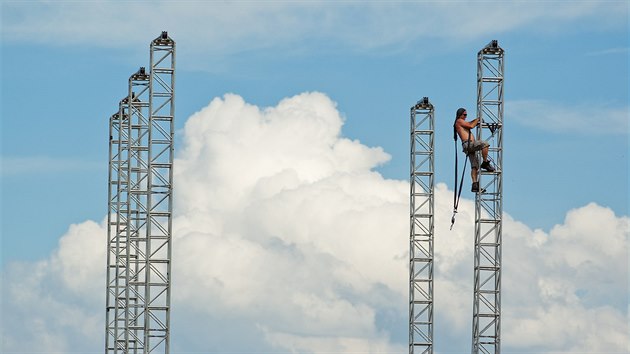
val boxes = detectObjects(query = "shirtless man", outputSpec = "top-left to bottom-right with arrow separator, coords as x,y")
454,108 -> 495,192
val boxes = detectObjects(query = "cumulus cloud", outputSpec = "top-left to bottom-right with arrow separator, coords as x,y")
1,92 -> 628,352
1,219 -> 106,352
501,205 -> 629,351
171,92 -> 403,352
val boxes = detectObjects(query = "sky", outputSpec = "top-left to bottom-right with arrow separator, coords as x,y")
0,0 -> 628,353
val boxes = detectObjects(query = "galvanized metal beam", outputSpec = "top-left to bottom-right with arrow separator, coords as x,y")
472,40 -> 504,354
410,97 -> 435,354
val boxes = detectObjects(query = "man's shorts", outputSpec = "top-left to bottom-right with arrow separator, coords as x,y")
462,140 -> 489,170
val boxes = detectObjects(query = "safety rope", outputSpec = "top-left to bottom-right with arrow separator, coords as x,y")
451,122 -> 469,230
451,143 -> 468,229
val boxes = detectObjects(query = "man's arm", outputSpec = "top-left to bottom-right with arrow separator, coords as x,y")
456,118 -> 479,130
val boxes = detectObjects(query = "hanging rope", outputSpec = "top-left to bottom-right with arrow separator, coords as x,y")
451,144 -> 469,230
451,122 -> 469,230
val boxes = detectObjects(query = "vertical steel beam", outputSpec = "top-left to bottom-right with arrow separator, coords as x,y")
410,97 -> 435,354
127,67 -> 151,353
144,31 -> 175,354
472,40 -> 504,354
106,109 -> 121,353
107,97 -> 132,353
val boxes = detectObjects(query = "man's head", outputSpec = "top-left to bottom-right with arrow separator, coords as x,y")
456,108 -> 467,119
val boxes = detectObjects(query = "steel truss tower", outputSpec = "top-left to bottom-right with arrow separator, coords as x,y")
106,31 -> 175,354
106,96 -> 132,352
143,31 -> 175,353
409,97 -> 435,354
471,40 -> 504,354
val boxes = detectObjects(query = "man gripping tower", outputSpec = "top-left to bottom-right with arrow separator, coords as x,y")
454,107 -> 495,192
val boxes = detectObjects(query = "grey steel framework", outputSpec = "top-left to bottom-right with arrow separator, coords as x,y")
127,66 -> 152,352
105,31 -> 175,354
106,97 -> 132,352
409,97 -> 435,354
471,40 -> 504,354
143,31 -> 175,353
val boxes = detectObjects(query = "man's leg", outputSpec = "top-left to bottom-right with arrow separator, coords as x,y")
471,168 -> 480,192
480,142 -> 495,172
469,152 -> 480,192
471,140 -> 490,163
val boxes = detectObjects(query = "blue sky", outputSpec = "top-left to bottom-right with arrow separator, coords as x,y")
1,0 -> 627,264
1,1 -> 628,352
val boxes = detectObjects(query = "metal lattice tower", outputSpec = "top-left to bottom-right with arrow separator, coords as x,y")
409,97 -> 435,354
106,31 -> 175,354
128,66 -> 152,352
471,40 -> 504,354
143,31 -> 175,353
106,97 -> 132,352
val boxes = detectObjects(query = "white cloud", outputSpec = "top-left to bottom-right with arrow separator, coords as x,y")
262,327 -> 406,354
508,99 -> 629,135
499,205 -> 629,352
2,1 -> 626,58
175,92 -> 391,213
171,92 -> 404,351
1,92 -> 628,352
1,219 -> 106,352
